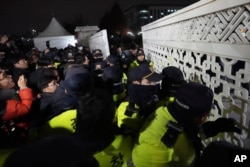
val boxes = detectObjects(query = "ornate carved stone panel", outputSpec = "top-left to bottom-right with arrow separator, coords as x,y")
143,1 -> 250,147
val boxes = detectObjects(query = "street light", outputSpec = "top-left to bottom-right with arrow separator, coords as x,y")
32,29 -> 37,37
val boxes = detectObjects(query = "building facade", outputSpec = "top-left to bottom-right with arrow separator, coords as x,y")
124,5 -> 181,34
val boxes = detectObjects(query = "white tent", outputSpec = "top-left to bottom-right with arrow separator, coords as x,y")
34,17 -> 76,51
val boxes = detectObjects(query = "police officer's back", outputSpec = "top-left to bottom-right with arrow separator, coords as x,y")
131,82 -> 241,167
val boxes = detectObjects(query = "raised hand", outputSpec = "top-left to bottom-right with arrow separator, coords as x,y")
17,75 -> 28,89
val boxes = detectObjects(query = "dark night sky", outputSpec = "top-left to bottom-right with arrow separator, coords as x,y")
0,0 -> 198,35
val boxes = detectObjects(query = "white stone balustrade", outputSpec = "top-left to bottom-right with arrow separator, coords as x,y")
142,0 -> 250,147
88,0 -> 250,148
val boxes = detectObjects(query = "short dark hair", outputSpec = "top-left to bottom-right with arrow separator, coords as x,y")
37,56 -> 54,67
74,53 -> 88,64
38,70 -> 57,90
3,54 -> 25,68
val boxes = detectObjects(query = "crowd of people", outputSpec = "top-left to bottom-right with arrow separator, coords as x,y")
0,34 -> 245,167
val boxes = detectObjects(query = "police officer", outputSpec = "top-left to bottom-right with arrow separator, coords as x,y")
159,66 -> 186,105
131,82 -> 241,167
119,44 -> 138,74
75,89 -> 134,167
90,49 -> 107,89
128,49 -> 153,70
38,72 -> 93,137
115,64 -> 163,137
103,55 -> 127,106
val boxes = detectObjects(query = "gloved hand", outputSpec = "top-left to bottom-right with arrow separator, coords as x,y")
201,118 -> 241,138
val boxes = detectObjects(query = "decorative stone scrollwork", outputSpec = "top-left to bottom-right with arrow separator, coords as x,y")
143,1 -> 250,147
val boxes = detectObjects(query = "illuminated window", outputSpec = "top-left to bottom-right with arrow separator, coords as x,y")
139,10 -> 149,14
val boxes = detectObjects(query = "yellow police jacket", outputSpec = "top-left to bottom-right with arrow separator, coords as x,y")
157,96 -> 175,108
122,72 -> 128,85
115,101 -> 143,133
132,106 -> 196,167
113,90 -> 126,104
39,109 -> 77,137
54,62 -> 61,69
128,60 -> 153,71
94,135 -> 134,167
0,148 -> 17,167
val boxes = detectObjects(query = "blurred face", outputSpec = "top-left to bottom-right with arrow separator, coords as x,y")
0,70 -> 15,89
47,64 -> 55,68
130,49 -> 137,56
137,54 -> 145,62
195,113 -> 210,125
43,80 -> 58,93
14,58 -> 29,69
0,52 -> 5,59
141,78 -> 157,85
83,56 -> 90,65
32,55 -> 39,63
53,69 -> 60,83
93,54 -> 103,61
116,47 -> 122,55
44,48 -> 50,54
0,35 -> 8,44
133,78 -> 156,86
